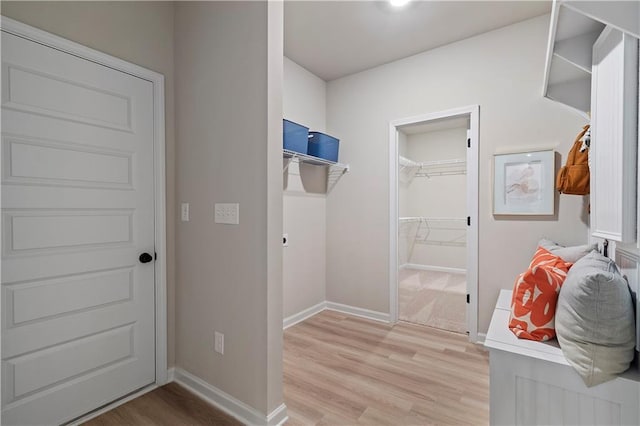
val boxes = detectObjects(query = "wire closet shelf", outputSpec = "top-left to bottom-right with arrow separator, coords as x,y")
399,217 -> 467,247
283,149 -> 350,194
399,155 -> 466,179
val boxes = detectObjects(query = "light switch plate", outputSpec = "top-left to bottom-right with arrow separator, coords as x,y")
214,331 -> 224,354
181,203 -> 189,222
214,203 -> 239,225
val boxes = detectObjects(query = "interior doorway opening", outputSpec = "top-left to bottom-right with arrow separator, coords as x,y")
389,106 -> 479,341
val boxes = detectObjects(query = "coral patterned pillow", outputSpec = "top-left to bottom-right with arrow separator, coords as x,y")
509,246 -> 572,341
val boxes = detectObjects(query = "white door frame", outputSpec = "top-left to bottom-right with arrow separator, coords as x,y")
389,105 -> 479,342
1,17 -> 168,383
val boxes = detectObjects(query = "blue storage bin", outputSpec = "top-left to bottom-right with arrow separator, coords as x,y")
308,132 -> 339,162
283,119 -> 309,155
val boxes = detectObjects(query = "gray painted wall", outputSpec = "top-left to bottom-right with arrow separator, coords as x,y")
283,57 -> 327,319
325,15 -> 589,333
173,1 -> 283,414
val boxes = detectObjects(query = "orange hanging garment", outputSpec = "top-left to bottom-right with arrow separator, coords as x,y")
556,124 -> 590,195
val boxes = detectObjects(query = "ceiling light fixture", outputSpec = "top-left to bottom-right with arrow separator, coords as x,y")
389,0 -> 411,7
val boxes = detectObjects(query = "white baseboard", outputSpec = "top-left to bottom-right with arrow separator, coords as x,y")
172,367 -> 288,425
267,403 -> 289,426
283,301 -> 326,329
284,301 -> 391,329
325,301 -> 390,323
476,332 -> 487,344
167,366 -> 176,382
402,263 -> 466,274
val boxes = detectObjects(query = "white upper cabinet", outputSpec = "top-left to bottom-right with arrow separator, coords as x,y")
543,0 -> 639,117
543,4 -> 604,116
565,0 -> 640,38
590,27 -> 638,243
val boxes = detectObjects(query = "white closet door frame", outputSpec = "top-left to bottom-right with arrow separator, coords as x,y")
389,105 -> 479,343
0,16 -> 168,389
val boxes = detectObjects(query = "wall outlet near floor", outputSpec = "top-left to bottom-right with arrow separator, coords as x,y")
214,203 -> 239,225
214,331 -> 224,354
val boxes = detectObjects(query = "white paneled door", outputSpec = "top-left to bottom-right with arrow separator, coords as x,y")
1,32 -> 156,425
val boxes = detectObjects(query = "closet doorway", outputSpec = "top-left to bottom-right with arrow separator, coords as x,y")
389,106 -> 479,341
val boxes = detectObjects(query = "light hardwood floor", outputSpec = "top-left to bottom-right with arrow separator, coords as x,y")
86,310 -> 489,425
83,382 -> 242,426
284,310 -> 489,425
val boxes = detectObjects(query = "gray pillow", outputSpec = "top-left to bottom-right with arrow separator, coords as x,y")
539,238 -> 597,263
555,250 -> 636,387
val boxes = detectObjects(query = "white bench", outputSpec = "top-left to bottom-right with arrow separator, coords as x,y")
485,289 -> 640,425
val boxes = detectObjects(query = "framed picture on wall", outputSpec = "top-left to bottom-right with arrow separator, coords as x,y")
493,149 -> 555,215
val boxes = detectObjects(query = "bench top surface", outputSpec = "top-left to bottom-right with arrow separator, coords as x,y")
485,289 -> 640,381
484,290 -> 570,366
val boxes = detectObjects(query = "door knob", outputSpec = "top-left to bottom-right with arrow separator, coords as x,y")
139,252 -> 153,263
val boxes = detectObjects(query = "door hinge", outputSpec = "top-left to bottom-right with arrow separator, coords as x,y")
154,252 -> 157,260
467,138 -> 471,148
467,216 -> 471,226
466,294 -> 470,304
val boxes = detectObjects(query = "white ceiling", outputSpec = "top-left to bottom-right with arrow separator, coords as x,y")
284,1 -> 552,81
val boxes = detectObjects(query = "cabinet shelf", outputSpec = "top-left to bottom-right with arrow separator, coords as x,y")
283,149 -> 349,194
553,30 -> 602,73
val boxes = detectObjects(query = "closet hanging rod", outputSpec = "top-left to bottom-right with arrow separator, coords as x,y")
398,156 -> 466,168
421,158 -> 466,167
399,216 -> 466,222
